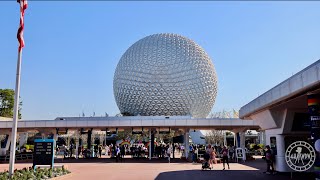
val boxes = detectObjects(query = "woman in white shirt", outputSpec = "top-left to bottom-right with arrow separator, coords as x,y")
167,145 -> 172,163
105,145 -> 109,157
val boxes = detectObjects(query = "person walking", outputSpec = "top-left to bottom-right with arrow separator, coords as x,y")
55,145 -> 60,156
192,146 -> 198,164
221,146 -> 230,170
78,145 -> 82,158
211,147 -> 217,165
264,145 -> 275,174
206,145 -> 213,167
116,146 -> 121,162
166,145 -> 172,163
62,144 -> 68,159
98,145 -> 102,158
180,145 -> 185,157
229,146 -> 234,162
121,145 -> 125,158
105,145 -> 109,157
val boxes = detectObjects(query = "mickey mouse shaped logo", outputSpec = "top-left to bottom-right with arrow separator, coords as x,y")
285,141 -> 316,172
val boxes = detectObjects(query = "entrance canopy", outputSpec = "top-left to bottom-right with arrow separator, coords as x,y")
0,116 -> 259,132
240,60 -> 320,119
239,59 -> 320,132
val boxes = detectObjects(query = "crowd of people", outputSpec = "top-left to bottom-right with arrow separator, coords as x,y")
56,143 -> 104,159
196,143 -> 276,173
55,141 -> 276,174
191,144 -> 233,170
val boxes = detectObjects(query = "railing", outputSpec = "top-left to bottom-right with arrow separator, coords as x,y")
0,153 -> 33,162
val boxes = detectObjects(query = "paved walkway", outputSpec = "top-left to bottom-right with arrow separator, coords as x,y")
0,157 -> 314,180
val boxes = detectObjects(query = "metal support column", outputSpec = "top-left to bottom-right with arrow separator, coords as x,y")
149,129 -> 152,160
75,130 -> 79,159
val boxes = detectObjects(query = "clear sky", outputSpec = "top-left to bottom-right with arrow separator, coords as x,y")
1,1 -> 319,120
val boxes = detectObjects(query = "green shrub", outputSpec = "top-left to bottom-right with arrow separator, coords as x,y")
0,166 -> 70,179
249,143 -> 255,150
257,144 -> 264,149
25,144 -> 34,150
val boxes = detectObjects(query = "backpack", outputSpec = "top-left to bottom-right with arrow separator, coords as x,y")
265,152 -> 271,160
222,149 -> 227,156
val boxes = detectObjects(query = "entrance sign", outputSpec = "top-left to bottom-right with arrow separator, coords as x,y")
308,94 -> 320,178
33,139 -> 55,168
285,141 -> 316,172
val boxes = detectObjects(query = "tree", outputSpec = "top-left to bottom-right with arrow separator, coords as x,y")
209,109 -> 239,118
158,130 -> 175,143
116,130 -> 133,140
0,135 -> 7,142
204,130 -> 224,145
225,131 -> 233,136
0,89 -> 22,119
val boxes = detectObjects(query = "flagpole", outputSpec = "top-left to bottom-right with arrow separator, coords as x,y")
9,0 -> 27,176
9,48 -> 23,177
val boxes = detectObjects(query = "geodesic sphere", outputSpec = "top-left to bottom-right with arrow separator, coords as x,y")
113,33 -> 218,118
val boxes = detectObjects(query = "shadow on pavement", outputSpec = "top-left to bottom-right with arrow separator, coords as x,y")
154,169 -> 315,180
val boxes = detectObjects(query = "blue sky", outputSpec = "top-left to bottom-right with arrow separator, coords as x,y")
1,1 -> 319,120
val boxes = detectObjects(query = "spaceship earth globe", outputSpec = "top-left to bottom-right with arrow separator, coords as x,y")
113,33 -> 218,118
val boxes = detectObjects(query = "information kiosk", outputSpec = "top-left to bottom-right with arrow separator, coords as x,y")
33,139 -> 54,169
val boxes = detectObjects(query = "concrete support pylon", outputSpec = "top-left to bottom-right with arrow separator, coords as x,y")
259,130 -> 266,145
239,131 -> 246,149
5,133 -> 11,153
18,132 -> 27,149
223,131 -> 227,146
232,128 -> 247,148
87,129 -> 92,152
50,128 -> 58,157
75,130 -> 80,159
184,129 -> 189,159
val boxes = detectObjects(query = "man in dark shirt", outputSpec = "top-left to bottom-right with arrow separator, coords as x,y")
98,145 -> 102,158
264,145 -> 275,174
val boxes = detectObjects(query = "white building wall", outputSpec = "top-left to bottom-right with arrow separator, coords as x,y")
189,130 -> 206,145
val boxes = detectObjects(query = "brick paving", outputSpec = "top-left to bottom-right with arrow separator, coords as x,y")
0,157 -> 314,180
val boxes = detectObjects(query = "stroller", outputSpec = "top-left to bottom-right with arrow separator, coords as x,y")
202,153 -> 211,170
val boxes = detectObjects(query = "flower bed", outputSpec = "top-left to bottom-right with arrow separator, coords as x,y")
0,166 -> 70,180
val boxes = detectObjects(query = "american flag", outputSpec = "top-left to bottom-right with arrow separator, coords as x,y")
17,0 -> 28,51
